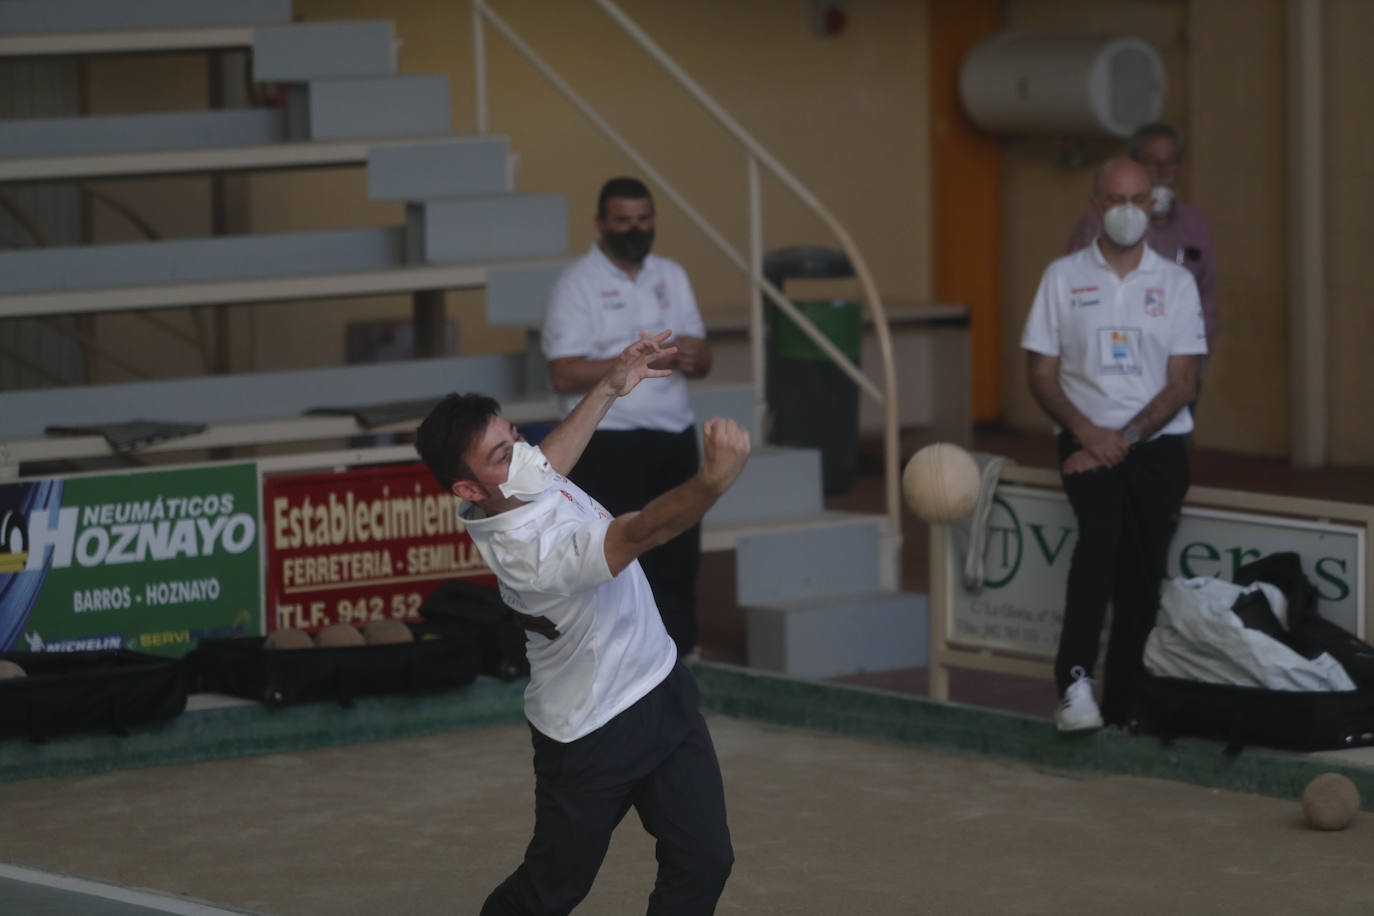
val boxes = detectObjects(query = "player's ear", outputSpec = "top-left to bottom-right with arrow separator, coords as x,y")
451,479 -> 486,502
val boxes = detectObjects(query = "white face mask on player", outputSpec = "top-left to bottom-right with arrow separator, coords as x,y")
498,441 -> 556,500
1102,203 -> 1149,248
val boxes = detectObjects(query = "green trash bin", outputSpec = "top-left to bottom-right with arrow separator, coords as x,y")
774,299 -> 863,363
768,299 -> 863,495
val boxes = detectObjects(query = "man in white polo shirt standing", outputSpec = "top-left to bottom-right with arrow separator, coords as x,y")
542,177 -> 713,659
1021,156 -> 1207,733
415,332 -> 746,914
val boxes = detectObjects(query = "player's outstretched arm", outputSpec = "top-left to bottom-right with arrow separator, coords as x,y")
603,418 -> 750,576
539,331 -> 677,476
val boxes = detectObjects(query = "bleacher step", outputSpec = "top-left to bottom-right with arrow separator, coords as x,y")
0,134 -> 474,185
287,75 -> 451,141
704,446 -> 823,525
406,194 -> 567,264
1,26 -> 260,59
687,382 -> 759,440
0,227 -> 404,296
746,590 -> 930,679
252,22 -> 396,82
0,0 -> 292,35
0,209 -> 576,299
485,263 -> 568,327
0,254 -> 570,319
700,510 -> 884,553
0,109 -> 286,160
735,519 -> 883,604
368,138 -> 511,200
0,354 -> 539,443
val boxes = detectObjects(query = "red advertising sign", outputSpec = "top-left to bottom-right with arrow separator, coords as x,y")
263,463 -> 494,632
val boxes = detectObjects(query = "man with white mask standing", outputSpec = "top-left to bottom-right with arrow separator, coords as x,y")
415,332 -> 746,914
1022,157 -> 1208,733
542,177 -> 713,660
1066,124 -> 1218,385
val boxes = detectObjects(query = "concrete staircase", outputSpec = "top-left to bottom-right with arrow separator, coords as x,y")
0,0 -> 928,680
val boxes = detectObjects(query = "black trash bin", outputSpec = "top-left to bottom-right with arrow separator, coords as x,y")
763,246 -> 862,496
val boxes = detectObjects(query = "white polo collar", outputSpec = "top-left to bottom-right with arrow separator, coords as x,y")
1088,237 -> 1163,280
588,242 -> 658,283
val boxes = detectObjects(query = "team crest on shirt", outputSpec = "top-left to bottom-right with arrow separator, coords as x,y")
653,283 -> 669,308
1144,288 -> 1166,317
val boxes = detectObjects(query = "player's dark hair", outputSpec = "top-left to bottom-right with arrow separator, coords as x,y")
415,393 -> 502,491
597,177 -> 652,219
1127,122 -> 1184,160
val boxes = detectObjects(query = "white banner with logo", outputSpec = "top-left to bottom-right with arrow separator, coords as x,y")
946,484 -> 1369,660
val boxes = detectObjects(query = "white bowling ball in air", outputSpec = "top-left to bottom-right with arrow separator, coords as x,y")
902,443 -> 981,523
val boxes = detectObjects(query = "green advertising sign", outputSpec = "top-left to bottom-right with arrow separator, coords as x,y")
946,484 -> 1368,660
0,464 -> 261,657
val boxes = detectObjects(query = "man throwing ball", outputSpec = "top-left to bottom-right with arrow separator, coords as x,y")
416,331 -> 748,915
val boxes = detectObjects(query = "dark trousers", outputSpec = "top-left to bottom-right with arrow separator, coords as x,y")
481,664 -> 733,915
1055,432 -> 1189,726
570,427 -> 701,655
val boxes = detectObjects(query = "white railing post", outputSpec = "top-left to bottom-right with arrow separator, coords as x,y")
472,1 -> 488,135
747,154 -> 766,443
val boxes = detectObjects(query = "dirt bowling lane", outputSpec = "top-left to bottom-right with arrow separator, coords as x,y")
1,716 -> 1373,915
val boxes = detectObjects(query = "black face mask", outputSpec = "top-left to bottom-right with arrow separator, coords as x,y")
602,227 -> 654,264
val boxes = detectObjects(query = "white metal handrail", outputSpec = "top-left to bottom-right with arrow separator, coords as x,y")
470,0 -> 903,535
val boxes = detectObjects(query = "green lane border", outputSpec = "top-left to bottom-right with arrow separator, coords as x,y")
691,662 -> 1374,811
4,661 -> 1372,813
0,678 -> 528,783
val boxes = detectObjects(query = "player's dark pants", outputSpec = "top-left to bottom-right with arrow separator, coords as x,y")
570,427 -> 700,655
1055,431 -> 1189,726
481,663 -> 733,915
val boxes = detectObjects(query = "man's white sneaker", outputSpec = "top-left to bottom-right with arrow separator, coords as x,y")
1055,668 -> 1104,732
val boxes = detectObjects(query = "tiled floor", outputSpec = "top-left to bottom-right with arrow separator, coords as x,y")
697,424 -> 1374,721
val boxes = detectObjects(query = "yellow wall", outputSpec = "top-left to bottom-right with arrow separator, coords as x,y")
1187,0 -> 1288,456
245,0 -> 932,367
1325,0 -> 1374,464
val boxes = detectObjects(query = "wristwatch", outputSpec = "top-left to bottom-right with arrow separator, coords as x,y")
1122,426 -> 1141,447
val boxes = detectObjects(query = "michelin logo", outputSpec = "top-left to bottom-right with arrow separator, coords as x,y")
24,631 -> 123,653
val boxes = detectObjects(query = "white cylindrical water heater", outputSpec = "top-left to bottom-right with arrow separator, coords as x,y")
959,33 -> 1165,138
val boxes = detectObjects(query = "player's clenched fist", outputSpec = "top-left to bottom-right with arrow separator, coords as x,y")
700,417 -> 751,493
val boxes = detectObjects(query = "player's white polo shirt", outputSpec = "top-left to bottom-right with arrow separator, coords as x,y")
459,474 -> 677,743
1021,240 -> 1208,438
542,244 -> 706,432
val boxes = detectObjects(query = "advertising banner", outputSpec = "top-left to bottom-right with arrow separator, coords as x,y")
263,463 -> 494,632
947,485 -> 1368,659
0,464 -> 262,657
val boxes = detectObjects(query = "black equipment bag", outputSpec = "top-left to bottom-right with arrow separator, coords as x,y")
1137,552 -> 1374,752
186,625 -> 480,707
415,579 -> 532,681
1138,673 -> 1374,753
0,650 -> 187,743
1139,551 -> 1374,752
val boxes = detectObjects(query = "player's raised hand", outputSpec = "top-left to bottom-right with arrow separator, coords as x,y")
606,330 -> 677,396
700,417 -> 751,493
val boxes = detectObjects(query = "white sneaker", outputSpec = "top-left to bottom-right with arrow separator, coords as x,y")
1055,667 -> 1104,732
